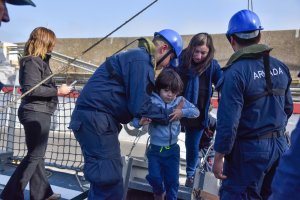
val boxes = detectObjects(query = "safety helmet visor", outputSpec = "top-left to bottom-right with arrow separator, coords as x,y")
235,30 -> 260,39
6,0 -> 36,6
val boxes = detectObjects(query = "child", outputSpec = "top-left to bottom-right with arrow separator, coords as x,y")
133,68 -> 199,200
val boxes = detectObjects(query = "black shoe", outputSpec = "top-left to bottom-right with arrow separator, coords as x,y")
185,176 -> 194,188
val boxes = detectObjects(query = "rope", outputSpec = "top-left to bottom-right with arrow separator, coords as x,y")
199,134 -> 216,173
126,128 -> 143,158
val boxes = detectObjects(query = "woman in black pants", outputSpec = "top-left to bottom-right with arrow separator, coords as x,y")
0,27 -> 71,200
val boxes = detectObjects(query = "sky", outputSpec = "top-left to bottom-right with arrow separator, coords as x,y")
1,0 -> 300,43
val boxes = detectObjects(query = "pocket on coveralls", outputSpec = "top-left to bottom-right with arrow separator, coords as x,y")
68,120 -> 82,132
84,156 -> 123,186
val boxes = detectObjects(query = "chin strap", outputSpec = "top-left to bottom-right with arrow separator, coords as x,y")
156,49 -> 173,68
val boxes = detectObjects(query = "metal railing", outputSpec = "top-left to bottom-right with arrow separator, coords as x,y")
6,45 -> 98,73
0,89 -> 83,171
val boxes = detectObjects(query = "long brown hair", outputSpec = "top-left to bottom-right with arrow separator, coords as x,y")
181,33 -> 215,73
24,27 -> 56,59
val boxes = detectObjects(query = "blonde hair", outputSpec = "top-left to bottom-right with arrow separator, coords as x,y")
24,27 -> 56,59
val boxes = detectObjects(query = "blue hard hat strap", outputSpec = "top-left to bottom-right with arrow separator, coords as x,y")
226,34 -> 231,43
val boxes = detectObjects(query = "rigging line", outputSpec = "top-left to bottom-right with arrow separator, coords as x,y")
113,39 -> 139,55
0,0 -> 158,113
126,128 -> 143,158
81,0 -> 158,55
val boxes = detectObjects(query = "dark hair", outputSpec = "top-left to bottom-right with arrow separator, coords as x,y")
154,68 -> 183,94
232,32 -> 261,46
181,33 -> 215,73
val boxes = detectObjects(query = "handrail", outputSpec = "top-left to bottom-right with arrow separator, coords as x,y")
6,45 -> 98,73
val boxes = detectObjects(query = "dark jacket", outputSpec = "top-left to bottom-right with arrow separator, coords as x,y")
215,49 -> 293,154
75,47 -> 169,124
176,59 -> 223,129
19,55 -> 58,114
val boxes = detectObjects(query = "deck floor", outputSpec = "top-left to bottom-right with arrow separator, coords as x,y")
0,164 -> 185,200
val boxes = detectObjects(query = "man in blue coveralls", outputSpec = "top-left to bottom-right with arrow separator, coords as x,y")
69,29 -> 183,199
0,0 -> 35,26
270,119 -> 300,200
212,10 -> 293,199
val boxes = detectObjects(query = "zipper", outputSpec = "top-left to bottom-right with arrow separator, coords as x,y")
165,102 -> 172,146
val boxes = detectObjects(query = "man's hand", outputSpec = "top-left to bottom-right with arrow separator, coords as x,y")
212,152 -> 227,180
139,117 -> 152,126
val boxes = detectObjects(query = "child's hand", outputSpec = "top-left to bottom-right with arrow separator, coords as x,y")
169,109 -> 183,122
139,117 -> 152,126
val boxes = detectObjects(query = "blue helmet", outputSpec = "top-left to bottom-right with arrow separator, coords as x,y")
227,9 -> 263,37
154,29 -> 183,58
6,0 -> 36,6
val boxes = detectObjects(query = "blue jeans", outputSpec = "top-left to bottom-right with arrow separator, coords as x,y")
146,143 -> 180,200
185,128 -> 204,177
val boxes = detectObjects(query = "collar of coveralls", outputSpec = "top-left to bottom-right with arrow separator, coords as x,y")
224,44 -> 272,69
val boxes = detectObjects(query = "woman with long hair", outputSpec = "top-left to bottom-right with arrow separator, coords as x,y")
1,27 -> 71,200
175,33 -> 223,187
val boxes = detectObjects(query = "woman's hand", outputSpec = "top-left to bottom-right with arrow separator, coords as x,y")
57,84 -> 72,96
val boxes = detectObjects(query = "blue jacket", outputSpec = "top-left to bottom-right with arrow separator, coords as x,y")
176,59 -> 222,128
215,54 -> 293,154
76,47 -> 168,124
270,119 -> 300,200
133,93 -> 199,146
